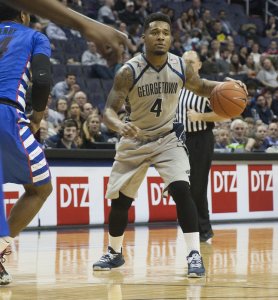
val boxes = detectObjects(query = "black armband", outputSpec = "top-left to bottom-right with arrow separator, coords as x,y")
31,54 -> 51,112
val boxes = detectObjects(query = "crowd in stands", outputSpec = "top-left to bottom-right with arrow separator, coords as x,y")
26,0 -> 278,151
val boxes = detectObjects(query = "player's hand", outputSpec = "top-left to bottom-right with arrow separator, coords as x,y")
27,114 -> 42,134
226,78 -> 248,95
119,123 -> 141,139
187,108 -> 201,123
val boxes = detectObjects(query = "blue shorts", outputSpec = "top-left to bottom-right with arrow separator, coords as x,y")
0,146 -> 9,237
0,104 -> 51,187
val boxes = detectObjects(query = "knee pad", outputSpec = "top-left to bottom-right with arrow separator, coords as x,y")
111,192 -> 133,214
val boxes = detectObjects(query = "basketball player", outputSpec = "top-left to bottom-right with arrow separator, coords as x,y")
176,50 -> 227,242
92,13 -> 246,277
2,0 -> 134,65
0,148 -> 9,238
0,4 -> 52,285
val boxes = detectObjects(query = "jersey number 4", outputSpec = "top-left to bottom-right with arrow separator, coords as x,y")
0,36 -> 13,59
150,98 -> 162,117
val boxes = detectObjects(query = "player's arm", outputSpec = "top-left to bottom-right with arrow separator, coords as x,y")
28,54 -> 51,134
103,65 -> 140,139
187,109 -> 227,122
5,0 -> 133,65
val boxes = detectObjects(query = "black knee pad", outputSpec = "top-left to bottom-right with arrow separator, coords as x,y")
168,181 -> 191,204
111,192 -> 133,214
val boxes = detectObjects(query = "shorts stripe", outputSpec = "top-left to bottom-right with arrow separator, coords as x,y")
32,164 -> 49,178
30,152 -> 44,166
19,125 -> 28,137
31,158 -> 47,172
23,135 -> 35,149
29,146 -> 42,160
33,170 -> 50,183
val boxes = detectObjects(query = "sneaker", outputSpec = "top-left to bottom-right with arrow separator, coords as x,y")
0,250 -> 12,285
93,246 -> 125,271
200,228 -> 214,242
187,250 -> 206,278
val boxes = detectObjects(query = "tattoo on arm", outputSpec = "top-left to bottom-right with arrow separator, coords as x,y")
105,65 -> 133,112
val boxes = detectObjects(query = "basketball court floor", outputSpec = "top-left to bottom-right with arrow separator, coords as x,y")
1,222 -> 278,300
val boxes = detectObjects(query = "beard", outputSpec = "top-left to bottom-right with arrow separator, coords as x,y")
154,50 -> 166,56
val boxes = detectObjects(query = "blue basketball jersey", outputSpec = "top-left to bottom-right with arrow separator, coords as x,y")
0,22 -> 51,112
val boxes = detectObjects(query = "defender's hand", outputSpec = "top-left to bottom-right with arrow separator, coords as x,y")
119,123 -> 141,139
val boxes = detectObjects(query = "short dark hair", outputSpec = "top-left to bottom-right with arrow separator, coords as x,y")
214,20 -> 221,24
63,119 -> 78,130
255,94 -> 264,102
218,10 -> 226,15
143,13 -> 171,33
220,47 -> 229,54
66,73 -> 76,78
264,87 -> 274,94
207,49 -> 215,58
0,2 -> 22,22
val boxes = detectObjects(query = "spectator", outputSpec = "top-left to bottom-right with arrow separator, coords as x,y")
39,120 -> 55,149
55,119 -> 78,149
200,50 -> 217,75
256,58 -> 278,88
219,118 -> 232,130
246,80 -> 258,102
210,20 -> 232,45
114,52 -> 132,74
176,12 -> 191,34
192,0 -> 205,19
264,87 -> 274,106
69,101 -> 85,124
114,0 -> 127,12
227,41 -> 235,63
244,117 -> 255,137
48,99 -> 66,127
43,106 -> 57,137
262,16 -> 278,38
157,4 -> 168,15
118,22 -> 128,35
257,53 -> 269,71
51,73 -> 80,103
74,120 -> 83,149
102,127 -> 119,143
229,53 -> 243,74
68,0 -> 87,15
82,114 -> 105,148
81,42 -> 107,66
170,39 -> 183,57
167,9 -> 175,23
246,38 -> 254,54
227,119 -> 255,151
47,94 -> 53,107
74,91 -> 88,111
83,103 -> 95,118
97,0 -> 118,25
241,95 -> 253,118
242,55 -> 260,75
134,0 -> 151,25
250,43 -> 261,64
199,44 -> 208,62
266,40 -> 278,55
128,24 -> 144,53
268,87 -> 278,116
266,122 -> 278,146
202,9 -> 214,33
119,1 -> 140,26
218,10 -> 237,36
251,94 -> 274,124
252,133 -> 264,151
238,46 -> 248,66
46,22 -> 67,40
195,19 -> 212,42
215,48 -> 231,76
254,119 -> 263,131
211,39 -> 220,59
31,22 -> 42,33
187,8 -> 196,28
214,128 -> 230,149
256,124 -> 269,150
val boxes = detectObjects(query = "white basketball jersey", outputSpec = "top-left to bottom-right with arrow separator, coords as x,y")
125,53 -> 186,139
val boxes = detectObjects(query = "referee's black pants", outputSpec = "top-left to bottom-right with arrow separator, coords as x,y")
185,130 -> 214,234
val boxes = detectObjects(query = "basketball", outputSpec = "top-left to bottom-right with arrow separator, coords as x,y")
210,82 -> 247,118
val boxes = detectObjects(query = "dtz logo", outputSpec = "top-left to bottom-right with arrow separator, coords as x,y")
250,170 -> 273,192
213,171 -> 237,193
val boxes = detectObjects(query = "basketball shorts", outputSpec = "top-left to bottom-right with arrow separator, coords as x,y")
0,104 -> 51,187
0,146 -> 9,237
106,129 -> 190,200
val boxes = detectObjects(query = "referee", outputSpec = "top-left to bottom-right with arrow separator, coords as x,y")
176,50 -> 226,242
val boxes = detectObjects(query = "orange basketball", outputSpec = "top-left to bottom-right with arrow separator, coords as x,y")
210,82 -> 247,118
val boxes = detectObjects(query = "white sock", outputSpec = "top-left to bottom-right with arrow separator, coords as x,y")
183,232 -> 200,255
109,234 -> 124,253
0,236 -> 14,253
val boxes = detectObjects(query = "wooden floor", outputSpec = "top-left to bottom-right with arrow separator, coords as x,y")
1,223 -> 278,300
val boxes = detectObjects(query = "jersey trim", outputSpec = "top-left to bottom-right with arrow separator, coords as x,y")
167,62 -> 185,84
179,57 -> 185,87
141,53 -> 168,73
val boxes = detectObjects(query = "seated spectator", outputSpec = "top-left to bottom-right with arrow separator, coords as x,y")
229,54 -> 243,74
266,122 -> 278,146
238,46 -> 248,66
81,42 -> 107,66
215,48 -> 231,76
257,53 -> 269,71
218,10 -> 237,36
250,43 -> 261,64
192,0 -> 205,19
118,1 -> 140,26
176,12 -> 191,33
74,91 -> 88,111
214,128 -> 229,149
242,55 -> 260,75
246,39 -> 254,55
39,120 -> 55,149
251,94 -> 274,125
246,80 -> 259,103
48,98 -> 70,127
210,20 -> 232,45
257,124 -> 269,150
83,103 -> 94,119
211,40 -> 220,60
170,39 -> 183,57
134,0 -> 150,25
62,26 -> 85,42
200,50 -> 217,75
74,120 -> 83,149
256,59 -> 278,88
219,118 -> 232,130
187,8 -> 196,28
102,127 -> 119,143
167,9 -> 175,23
43,106 -> 57,137
68,0 -> 87,15
268,87 -> 278,116
114,0 -> 127,12
156,4 -> 168,14
55,119 -> 78,149
202,9 -> 214,33
254,119 -> 263,131
252,133 -> 264,151
244,117 -> 255,137
69,101 -> 86,124
128,24 -> 144,54
227,119 -> 255,151
51,73 -> 80,103
47,94 -> 53,107
227,41 -> 235,63
31,22 -> 42,33
118,22 -> 129,35
195,19 -> 212,42
82,114 -> 105,148
266,40 -> 278,55
199,44 -> 208,62
97,0 -> 118,25
114,52 -> 132,74
262,16 -> 278,38
241,95 -> 253,118
46,22 -> 67,40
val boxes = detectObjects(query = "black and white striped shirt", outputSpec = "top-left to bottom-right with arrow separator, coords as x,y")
176,87 -> 215,133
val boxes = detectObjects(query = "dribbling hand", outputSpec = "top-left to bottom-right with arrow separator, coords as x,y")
119,123 -> 141,139
226,78 -> 248,95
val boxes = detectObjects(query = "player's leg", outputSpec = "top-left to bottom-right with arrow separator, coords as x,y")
185,131 -> 214,241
